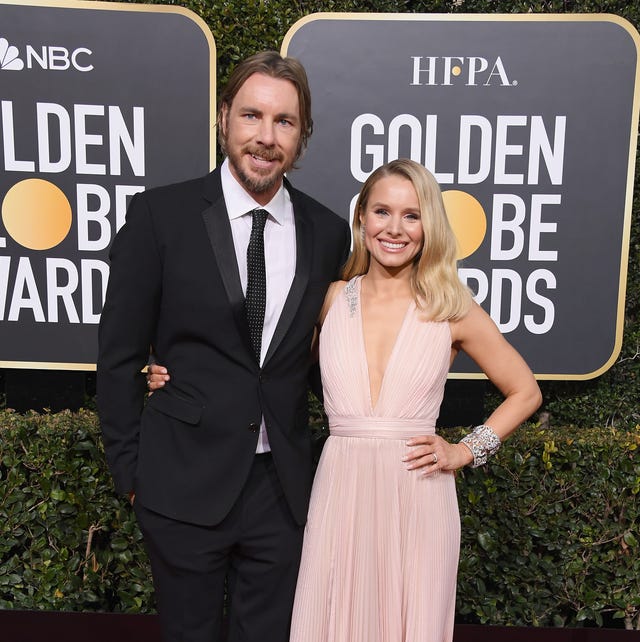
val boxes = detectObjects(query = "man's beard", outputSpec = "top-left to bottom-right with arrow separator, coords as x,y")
228,144 -> 292,195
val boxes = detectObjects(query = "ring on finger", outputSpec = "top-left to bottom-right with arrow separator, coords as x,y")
432,452 -> 438,464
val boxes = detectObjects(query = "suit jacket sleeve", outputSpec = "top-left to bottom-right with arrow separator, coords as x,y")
97,193 -> 162,495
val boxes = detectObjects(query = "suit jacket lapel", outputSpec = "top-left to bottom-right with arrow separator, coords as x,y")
264,183 -> 312,365
201,171 -> 255,359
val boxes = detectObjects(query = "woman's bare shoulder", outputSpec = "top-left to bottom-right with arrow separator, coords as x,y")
319,280 -> 349,326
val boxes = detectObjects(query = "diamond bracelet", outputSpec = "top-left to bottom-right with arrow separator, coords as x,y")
459,424 -> 502,468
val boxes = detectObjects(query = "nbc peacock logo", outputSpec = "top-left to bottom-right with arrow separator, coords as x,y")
0,36 -> 93,71
0,37 -> 24,71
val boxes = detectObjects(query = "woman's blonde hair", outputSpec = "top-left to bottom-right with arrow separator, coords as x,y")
343,159 -> 472,321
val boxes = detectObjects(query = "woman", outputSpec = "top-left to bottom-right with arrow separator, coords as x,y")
148,159 -> 541,642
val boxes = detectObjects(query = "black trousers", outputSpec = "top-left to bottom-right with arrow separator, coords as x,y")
134,453 -> 304,642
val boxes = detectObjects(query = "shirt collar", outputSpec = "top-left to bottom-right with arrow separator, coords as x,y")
221,158 -> 289,225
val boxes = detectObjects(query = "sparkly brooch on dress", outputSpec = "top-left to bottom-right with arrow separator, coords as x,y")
344,278 -> 358,318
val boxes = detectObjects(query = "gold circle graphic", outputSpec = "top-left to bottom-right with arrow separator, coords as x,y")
2,179 -> 72,250
442,190 -> 487,260
452,66 -> 462,77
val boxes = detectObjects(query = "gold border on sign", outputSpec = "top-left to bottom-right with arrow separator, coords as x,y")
282,13 -> 640,381
0,0 -> 217,371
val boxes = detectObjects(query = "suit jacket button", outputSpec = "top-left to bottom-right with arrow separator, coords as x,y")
248,422 -> 259,433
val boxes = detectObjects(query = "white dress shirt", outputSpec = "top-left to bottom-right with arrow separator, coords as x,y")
220,159 -> 296,453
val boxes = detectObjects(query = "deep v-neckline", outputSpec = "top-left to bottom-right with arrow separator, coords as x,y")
355,277 -> 414,414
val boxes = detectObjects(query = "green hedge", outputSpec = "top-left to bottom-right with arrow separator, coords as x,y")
1,409 -> 638,628
0,410 -> 152,613
452,424 -> 640,629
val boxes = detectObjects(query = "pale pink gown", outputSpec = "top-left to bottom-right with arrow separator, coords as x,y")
290,276 -> 460,642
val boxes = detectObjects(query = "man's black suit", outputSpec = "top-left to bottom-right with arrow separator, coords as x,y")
97,166 -> 350,640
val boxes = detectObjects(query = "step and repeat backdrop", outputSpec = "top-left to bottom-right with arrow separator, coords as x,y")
0,3 -> 638,379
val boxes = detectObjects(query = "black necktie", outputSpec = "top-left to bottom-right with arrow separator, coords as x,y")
246,208 -> 268,360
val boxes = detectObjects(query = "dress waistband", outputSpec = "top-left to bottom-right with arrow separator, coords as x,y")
329,416 -> 435,440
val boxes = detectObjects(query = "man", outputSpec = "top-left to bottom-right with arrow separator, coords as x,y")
97,51 -> 350,642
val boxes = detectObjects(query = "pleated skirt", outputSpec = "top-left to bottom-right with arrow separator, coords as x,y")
289,433 -> 460,642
